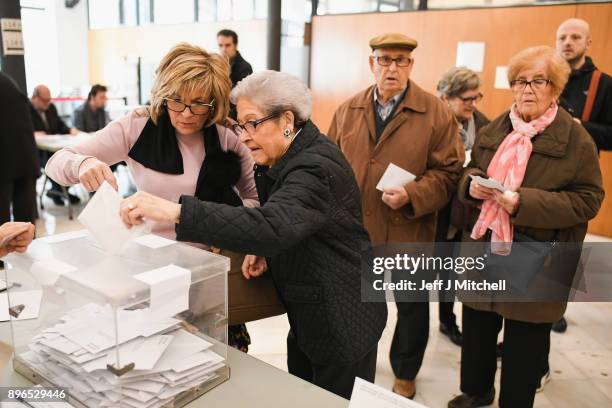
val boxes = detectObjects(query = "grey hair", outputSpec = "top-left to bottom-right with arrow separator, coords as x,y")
436,66 -> 481,98
230,70 -> 312,124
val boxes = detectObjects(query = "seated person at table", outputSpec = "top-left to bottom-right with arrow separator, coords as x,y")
30,85 -> 79,206
73,84 -> 110,133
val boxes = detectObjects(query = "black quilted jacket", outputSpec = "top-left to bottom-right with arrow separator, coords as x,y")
176,120 -> 387,364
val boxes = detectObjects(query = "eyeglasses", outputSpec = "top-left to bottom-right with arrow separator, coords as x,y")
164,98 -> 215,116
510,79 -> 551,91
232,112 -> 280,135
458,93 -> 483,104
373,55 -> 413,67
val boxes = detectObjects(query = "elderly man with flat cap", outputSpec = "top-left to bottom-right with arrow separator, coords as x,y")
328,33 -> 463,399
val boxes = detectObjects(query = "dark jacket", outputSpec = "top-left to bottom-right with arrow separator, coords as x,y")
30,102 -> 71,135
328,83 -> 464,244
560,56 -> 612,151
176,121 -> 387,364
73,102 -> 110,133
229,51 -> 253,88
0,72 -> 40,184
228,51 -> 253,120
457,107 -> 604,323
439,109 -> 490,238
473,109 -> 490,132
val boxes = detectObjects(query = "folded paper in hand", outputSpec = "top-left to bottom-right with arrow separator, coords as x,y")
376,163 -> 416,192
78,181 -> 146,253
469,175 -> 507,192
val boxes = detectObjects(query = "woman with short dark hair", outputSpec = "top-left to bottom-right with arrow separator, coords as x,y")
119,70 -> 388,400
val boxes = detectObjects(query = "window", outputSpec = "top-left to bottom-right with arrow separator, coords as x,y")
198,0 -> 217,22
233,0 -> 255,20
255,0 -> 269,19
121,0 -> 139,26
153,0 -> 195,24
88,0 -> 121,29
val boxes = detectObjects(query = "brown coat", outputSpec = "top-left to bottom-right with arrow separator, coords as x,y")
457,107 -> 604,323
328,83 -> 464,244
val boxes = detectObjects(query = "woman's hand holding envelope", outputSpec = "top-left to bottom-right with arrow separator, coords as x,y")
120,191 -> 181,228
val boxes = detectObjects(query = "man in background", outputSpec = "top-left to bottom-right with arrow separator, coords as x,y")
557,18 -> 612,152
217,29 -> 253,119
550,18 -> 612,335
30,84 -> 79,206
73,84 -> 110,133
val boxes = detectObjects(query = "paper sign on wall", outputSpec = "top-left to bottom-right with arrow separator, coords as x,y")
1,18 -> 24,56
495,66 -> 510,89
456,41 -> 485,72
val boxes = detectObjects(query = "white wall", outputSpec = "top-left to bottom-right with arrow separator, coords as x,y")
21,0 -> 89,96
54,0 -> 89,93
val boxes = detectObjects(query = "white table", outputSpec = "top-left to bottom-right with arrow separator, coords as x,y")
35,133 -> 92,220
35,133 -> 92,154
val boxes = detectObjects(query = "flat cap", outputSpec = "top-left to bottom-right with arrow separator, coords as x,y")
369,33 -> 418,51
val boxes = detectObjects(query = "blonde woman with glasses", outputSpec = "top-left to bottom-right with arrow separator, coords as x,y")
45,42 -> 258,351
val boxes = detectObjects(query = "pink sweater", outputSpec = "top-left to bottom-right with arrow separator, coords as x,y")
45,109 -> 259,239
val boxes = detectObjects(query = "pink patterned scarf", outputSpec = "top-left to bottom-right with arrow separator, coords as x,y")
470,103 -> 558,254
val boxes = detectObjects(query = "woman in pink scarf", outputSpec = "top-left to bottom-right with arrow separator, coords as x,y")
449,46 -> 603,408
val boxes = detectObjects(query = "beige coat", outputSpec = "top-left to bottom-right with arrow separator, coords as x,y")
328,83 -> 464,245
457,107 -> 604,323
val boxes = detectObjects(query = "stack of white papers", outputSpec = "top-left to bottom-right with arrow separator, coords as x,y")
19,303 -> 226,408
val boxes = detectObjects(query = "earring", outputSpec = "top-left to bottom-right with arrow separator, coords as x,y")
283,128 -> 292,137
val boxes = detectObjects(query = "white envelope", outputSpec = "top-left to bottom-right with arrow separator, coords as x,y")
469,175 -> 507,192
376,163 -> 416,192
78,181 -> 146,254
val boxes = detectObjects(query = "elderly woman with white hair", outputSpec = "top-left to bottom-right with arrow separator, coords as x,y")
120,70 -> 388,399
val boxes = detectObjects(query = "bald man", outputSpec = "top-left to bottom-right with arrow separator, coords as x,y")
556,18 -> 612,151
30,85 -> 80,206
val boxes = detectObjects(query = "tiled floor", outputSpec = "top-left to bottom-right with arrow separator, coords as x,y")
10,179 -> 612,407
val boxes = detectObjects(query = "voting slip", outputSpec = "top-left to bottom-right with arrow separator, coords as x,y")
77,181 -> 146,254
376,163 -> 416,192
469,175 -> 507,192
349,377 -> 429,408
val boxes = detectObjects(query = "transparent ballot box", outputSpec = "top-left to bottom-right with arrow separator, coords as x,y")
3,230 -> 230,408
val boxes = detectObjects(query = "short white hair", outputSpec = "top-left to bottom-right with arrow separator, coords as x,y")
230,70 -> 312,124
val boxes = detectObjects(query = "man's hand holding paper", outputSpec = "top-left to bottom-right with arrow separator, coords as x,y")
377,163 -> 416,210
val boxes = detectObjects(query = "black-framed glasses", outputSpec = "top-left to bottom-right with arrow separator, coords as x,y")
372,55 -> 413,67
510,79 -> 551,91
232,112 -> 280,135
164,98 -> 215,116
458,93 -> 483,105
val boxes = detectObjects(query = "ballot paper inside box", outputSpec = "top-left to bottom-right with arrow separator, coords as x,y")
3,230 -> 231,408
